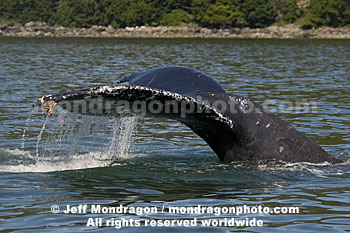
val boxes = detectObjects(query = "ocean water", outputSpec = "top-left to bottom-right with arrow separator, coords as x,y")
0,38 -> 349,232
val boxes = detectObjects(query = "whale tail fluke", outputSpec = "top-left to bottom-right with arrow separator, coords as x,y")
35,67 -> 342,164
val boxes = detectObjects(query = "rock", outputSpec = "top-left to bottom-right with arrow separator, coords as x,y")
24,21 -> 36,28
106,25 -> 115,33
125,27 -> 134,31
0,24 -> 8,30
302,30 -> 311,38
199,27 -> 209,33
20,31 -> 33,37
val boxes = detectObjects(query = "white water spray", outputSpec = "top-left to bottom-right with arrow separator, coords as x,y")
21,107 -> 140,171
112,117 -> 138,158
35,115 -> 49,160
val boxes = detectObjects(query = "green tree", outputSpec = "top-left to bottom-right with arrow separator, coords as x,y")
193,0 -> 247,28
303,0 -> 350,28
160,9 -> 193,26
100,0 -> 154,28
0,0 -> 57,24
241,0 -> 277,28
54,0 -> 97,27
282,0 -> 302,23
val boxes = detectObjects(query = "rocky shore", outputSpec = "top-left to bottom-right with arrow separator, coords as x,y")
1,21 -> 350,39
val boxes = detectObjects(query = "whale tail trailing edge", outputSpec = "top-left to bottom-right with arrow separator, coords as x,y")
35,67 -> 342,164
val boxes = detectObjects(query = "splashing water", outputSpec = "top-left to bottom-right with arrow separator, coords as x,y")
17,108 -> 140,172
111,117 -> 138,158
36,115 -> 49,160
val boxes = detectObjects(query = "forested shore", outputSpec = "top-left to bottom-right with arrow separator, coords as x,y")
1,0 -> 350,29
1,0 -> 349,38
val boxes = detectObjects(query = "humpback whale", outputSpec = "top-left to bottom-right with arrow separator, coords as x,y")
36,66 -> 341,164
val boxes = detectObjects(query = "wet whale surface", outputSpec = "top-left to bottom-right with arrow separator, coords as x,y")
37,66 -> 341,164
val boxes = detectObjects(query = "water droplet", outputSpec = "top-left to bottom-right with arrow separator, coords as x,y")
278,145 -> 284,153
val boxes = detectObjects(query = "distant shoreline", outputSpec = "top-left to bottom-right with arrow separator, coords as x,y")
1,22 -> 350,39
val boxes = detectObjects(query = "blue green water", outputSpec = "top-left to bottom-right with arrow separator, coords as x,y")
0,38 -> 349,232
